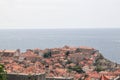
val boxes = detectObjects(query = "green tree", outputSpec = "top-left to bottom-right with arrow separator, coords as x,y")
65,51 -> 70,56
0,64 -> 7,80
43,51 -> 51,58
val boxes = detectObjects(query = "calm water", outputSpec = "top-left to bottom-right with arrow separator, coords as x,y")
0,29 -> 120,63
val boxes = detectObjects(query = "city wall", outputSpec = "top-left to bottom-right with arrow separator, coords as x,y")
7,73 -> 74,80
46,77 -> 74,80
7,73 -> 46,80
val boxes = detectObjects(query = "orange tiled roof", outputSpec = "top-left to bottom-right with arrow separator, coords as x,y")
85,77 -> 91,80
0,50 -> 16,53
100,75 -> 110,80
20,52 -> 38,58
80,46 -> 94,50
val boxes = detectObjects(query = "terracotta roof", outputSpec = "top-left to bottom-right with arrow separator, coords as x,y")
80,46 -> 94,50
100,75 -> 110,80
0,50 -> 16,53
85,77 -> 91,80
87,72 -> 100,79
21,52 -> 38,57
74,74 -> 82,79
114,69 -> 120,74
55,68 -> 66,74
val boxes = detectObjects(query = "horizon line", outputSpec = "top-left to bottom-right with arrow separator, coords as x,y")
0,27 -> 119,29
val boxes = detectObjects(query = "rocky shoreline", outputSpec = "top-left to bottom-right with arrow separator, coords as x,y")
0,46 -> 120,80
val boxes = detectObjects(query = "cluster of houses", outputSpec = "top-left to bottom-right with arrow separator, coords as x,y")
0,46 -> 120,80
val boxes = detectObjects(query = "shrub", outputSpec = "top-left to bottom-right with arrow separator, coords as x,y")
75,48 -> 81,53
66,60 -> 72,64
0,64 -> 7,80
68,66 -> 85,73
95,65 -> 105,72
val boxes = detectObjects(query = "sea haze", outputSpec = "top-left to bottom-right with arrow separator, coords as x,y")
0,28 -> 120,63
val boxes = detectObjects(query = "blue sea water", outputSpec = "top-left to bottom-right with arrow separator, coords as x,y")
0,28 -> 120,63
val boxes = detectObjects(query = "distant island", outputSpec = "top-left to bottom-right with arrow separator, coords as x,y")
0,46 -> 120,80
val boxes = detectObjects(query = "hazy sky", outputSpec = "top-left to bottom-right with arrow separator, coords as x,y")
0,0 -> 120,29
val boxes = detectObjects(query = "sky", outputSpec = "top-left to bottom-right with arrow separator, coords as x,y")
0,0 -> 120,29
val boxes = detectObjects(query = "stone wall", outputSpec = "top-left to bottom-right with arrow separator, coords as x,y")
7,73 -> 46,80
46,77 -> 74,80
7,73 -> 74,80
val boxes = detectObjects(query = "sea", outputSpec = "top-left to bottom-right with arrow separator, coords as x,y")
0,28 -> 120,63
